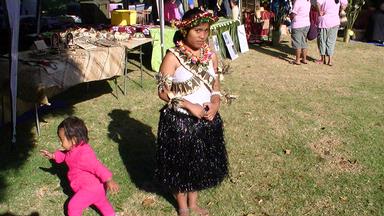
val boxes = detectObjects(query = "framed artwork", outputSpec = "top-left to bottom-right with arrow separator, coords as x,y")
237,25 -> 249,53
222,31 -> 238,60
212,35 -> 220,52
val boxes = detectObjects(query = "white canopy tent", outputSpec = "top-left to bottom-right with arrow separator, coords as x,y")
5,0 -> 20,144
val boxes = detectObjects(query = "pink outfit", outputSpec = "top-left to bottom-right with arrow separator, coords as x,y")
54,142 -> 115,216
291,0 -> 311,29
317,0 -> 348,28
164,1 -> 182,22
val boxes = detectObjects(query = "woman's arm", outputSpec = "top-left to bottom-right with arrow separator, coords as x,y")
203,53 -> 221,121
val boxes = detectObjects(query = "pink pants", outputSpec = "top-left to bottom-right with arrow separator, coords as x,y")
67,186 -> 115,216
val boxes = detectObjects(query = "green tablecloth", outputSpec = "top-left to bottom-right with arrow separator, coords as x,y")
210,18 -> 240,59
149,27 -> 177,73
149,18 -> 240,72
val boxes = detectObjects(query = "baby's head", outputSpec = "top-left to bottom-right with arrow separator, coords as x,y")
57,116 -> 89,150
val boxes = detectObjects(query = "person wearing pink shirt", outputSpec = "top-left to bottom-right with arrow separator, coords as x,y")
41,117 -> 119,216
164,0 -> 184,24
290,0 -> 311,65
316,0 -> 347,65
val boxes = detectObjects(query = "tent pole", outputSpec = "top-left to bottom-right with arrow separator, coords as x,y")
36,0 -> 41,34
159,0 -> 165,60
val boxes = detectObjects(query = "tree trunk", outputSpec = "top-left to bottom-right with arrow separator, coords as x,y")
343,28 -> 352,43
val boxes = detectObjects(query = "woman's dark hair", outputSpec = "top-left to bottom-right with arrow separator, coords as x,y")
182,8 -> 205,21
57,116 -> 89,145
173,8 -> 208,43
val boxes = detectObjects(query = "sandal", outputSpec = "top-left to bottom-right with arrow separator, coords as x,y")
178,208 -> 190,216
189,206 -> 209,216
315,59 -> 325,64
300,60 -> 308,64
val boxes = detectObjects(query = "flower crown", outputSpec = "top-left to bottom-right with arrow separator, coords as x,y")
175,12 -> 219,30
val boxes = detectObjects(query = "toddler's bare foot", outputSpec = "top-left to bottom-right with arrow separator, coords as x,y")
178,208 -> 189,216
189,206 -> 209,216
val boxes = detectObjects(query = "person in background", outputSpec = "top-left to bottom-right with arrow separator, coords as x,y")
40,117 -> 119,216
366,1 -> 384,43
316,0 -> 348,66
164,0 -> 184,24
230,0 -> 240,21
290,0 -> 311,65
156,8 -> 228,216
188,0 -> 195,9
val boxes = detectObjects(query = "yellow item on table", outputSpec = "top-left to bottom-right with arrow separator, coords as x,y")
111,10 -> 137,25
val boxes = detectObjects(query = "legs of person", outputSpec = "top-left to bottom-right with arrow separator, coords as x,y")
295,48 -> 302,64
317,28 -> 327,64
325,26 -> 338,66
175,192 -> 189,216
188,191 -> 209,216
291,28 -> 301,64
67,189 -> 94,216
300,26 -> 309,64
301,48 -> 308,63
222,0 -> 232,18
93,195 -> 115,216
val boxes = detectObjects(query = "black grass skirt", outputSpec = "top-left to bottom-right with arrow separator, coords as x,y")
156,107 -> 228,193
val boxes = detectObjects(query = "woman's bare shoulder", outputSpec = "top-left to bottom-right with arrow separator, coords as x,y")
159,51 -> 180,76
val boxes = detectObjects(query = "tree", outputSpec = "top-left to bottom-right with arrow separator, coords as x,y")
343,0 -> 365,42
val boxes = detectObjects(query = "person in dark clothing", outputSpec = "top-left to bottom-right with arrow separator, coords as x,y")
366,1 -> 384,43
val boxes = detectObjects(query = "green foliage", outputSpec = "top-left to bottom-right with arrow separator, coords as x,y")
345,0 -> 366,30
41,0 -> 73,16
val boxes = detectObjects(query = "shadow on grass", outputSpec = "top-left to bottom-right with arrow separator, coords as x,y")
250,41 -> 317,63
107,109 -> 177,208
39,161 -> 73,216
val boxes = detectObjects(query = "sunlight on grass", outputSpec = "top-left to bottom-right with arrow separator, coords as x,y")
0,40 -> 383,215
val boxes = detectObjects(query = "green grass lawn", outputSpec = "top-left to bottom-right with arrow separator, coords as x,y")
0,39 -> 383,216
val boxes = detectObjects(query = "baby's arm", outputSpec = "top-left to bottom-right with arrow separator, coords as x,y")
40,150 -> 54,160
40,150 -> 66,163
105,178 -> 119,193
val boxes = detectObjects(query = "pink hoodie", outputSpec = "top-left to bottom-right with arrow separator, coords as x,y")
54,142 -> 112,192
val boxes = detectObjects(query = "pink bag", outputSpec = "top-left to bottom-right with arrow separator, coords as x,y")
307,7 -> 319,41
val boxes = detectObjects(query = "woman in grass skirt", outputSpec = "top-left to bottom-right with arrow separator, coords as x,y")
156,8 -> 228,216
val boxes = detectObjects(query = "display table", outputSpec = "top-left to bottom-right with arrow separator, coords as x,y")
149,18 -> 241,72
119,37 -> 153,91
1,38 -> 152,134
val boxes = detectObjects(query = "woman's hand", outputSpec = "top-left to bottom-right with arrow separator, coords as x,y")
106,179 -> 119,194
183,101 -> 205,119
40,150 -> 54,160
203,101 -> 220,121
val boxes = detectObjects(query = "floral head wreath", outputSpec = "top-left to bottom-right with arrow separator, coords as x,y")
175,11 -> 219,30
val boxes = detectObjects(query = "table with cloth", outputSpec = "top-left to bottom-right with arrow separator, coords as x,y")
0,44 -> 127,134
149,18 -> 241,72
1,46 -> 126,106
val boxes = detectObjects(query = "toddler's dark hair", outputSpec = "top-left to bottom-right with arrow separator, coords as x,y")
57,116 -> 89,145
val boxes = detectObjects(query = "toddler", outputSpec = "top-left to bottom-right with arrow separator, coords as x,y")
41,116 -> 119,216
